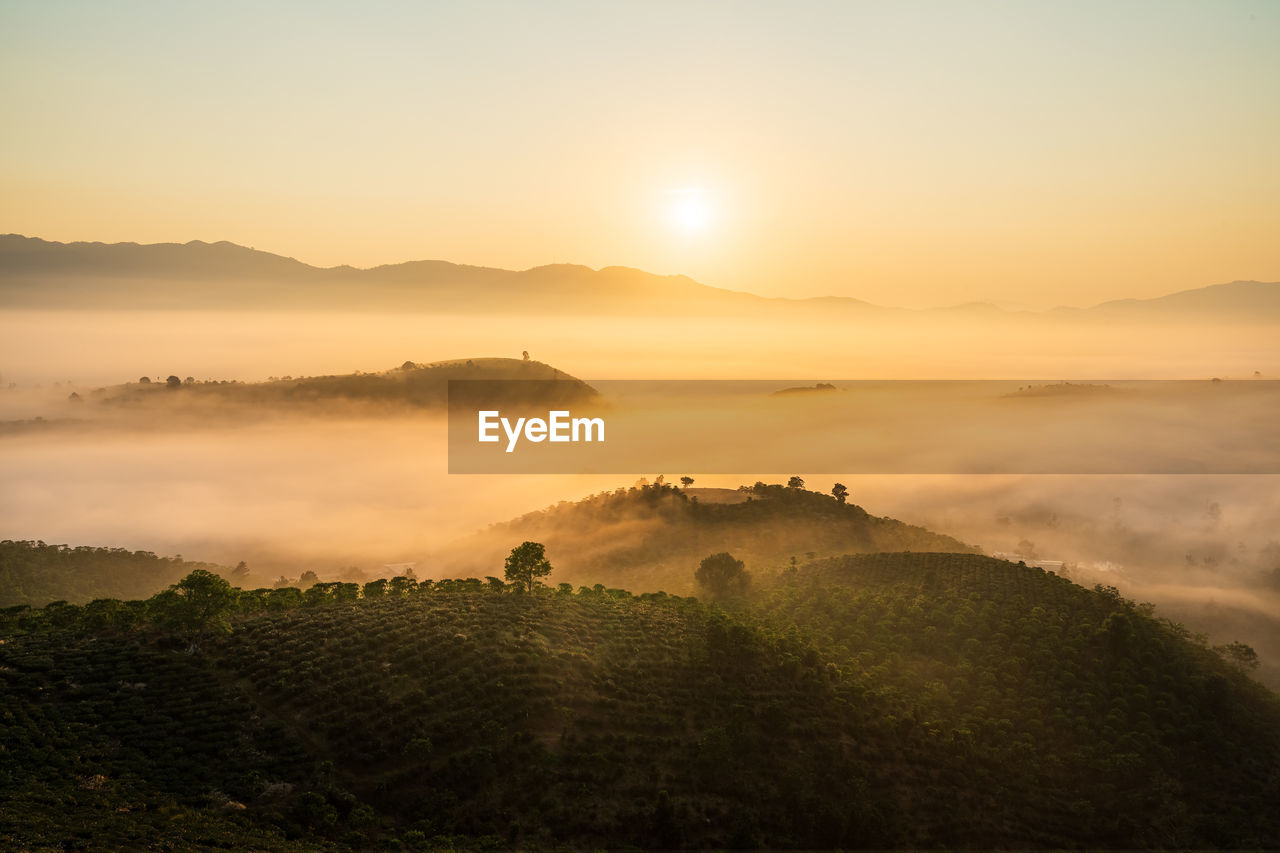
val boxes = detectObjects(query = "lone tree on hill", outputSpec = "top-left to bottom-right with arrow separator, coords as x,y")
787,475 -> 805,489
831,483 -> 849,503
505,541 -> 553,593
680,476 -> 694,488
695,552 -> 750,601
148,569 -> 237,636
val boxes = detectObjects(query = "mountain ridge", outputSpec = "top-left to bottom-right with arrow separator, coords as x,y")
5,234 -> 1275,318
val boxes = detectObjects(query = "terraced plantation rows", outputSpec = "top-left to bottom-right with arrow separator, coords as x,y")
213,588 -> 900,849
750,552 -> 1280,848
2,549 -> 1279,850
0,630 -> 320,850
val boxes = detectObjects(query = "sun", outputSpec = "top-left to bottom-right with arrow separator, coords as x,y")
667,188 -> 714,235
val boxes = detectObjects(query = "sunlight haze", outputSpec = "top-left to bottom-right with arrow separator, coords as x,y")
2,0 -> 1277,308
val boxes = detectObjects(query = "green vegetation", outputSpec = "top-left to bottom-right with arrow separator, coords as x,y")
745,552 -> 1280,848
694,551 -> 750,600
503,541 -> 553,593
0,539 -> 228,607
2,547 -> 1278,850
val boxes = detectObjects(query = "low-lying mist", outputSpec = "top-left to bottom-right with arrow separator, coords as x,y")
2,306 -> 1277,687
3,309 -> 1276,388
3,404 -> 1276,683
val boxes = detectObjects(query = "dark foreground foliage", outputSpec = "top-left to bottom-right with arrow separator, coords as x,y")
2,553 -> 1278,851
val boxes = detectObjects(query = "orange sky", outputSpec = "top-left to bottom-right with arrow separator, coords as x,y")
2,1 -> 1277,309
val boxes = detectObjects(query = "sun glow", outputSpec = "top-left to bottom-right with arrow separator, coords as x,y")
667,188 -> 714,235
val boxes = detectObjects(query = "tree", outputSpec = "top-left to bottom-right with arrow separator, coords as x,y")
695,552 -> 750,600
522,350 -> 530,361
1215,641 -> 1260,672
388,575 -> 418,597
138,376 -> 151,384
504,541 -> 552,593
787,476 -> 805,489
680,476 -> 694,488
166,375 -> 181,388
831,483 -> 848,503
149,569 -> 236,635
232,560 -> 250,581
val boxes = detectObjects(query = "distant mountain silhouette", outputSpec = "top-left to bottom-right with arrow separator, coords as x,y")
1067,280 -> 1280,321
1,234 -> 1276,320
0,234 -> 882,315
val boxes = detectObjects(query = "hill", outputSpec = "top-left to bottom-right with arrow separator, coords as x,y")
748,553 -> 1280,847
0,234 -> 870,317
0,540 -> 232,607
2,357 -> 597,432
1076,280 -> 1280,322
442,480 -> 980,593
1,555 -> 1277,850
6,234 -> 1275,321
0,483 -> 970,607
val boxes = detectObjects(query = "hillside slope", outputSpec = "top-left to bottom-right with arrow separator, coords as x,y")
749,553 -> 1280,848
0,540 -> 231,607
444,480 -> 980,593
2,557 -> 1278,850
1,357 -> 597,433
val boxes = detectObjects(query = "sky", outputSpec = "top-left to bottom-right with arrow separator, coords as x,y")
1,0 -> 1278,309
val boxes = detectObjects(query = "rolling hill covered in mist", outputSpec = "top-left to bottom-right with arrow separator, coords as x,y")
442,480 -> 980,594
1,357 -> 596,432
3,234 -> 1277,320
0,482 -> 971,607
92,356 -> 594,411
1,550 -> 1277,850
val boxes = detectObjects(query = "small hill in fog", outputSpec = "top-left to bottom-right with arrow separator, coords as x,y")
1002,381 -> 1119,398
441,480 -> 980,593
6,357 -> 597,429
